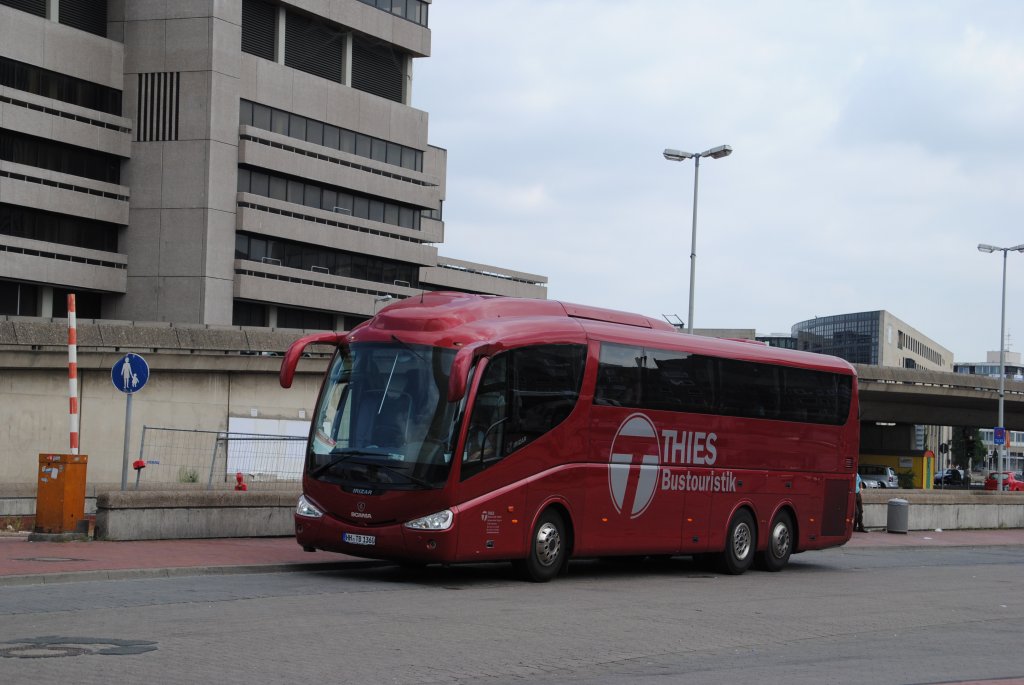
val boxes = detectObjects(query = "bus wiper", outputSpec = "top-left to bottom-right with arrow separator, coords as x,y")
311,450 -> 433,489
310,449 -> 391,478
391,334 -> 428,365
349,461 -> 434,490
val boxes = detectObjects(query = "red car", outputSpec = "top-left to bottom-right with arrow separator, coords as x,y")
984,472 -> 1024,492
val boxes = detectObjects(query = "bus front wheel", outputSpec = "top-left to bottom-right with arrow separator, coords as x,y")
719,509 -> 756,575
516,509 -> 566,583
755,510 -> 793,572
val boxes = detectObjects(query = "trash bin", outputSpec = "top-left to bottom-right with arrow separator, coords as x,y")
886,497 -> 909,534
35,453 -> 88,534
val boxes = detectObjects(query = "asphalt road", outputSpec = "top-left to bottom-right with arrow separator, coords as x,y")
1,545 -> 1022,684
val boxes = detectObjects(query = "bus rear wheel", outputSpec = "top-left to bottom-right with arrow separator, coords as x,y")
755,510 -> 793,572
516,509 -> 566,583
719,509 -> 756,575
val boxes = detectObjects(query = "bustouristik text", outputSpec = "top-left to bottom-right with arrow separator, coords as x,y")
661,470 -> 737,493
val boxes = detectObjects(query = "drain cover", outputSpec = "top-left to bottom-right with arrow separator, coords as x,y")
1,637 -> 157,658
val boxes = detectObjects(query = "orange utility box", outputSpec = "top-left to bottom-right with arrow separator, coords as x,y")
35,454 -> 88,534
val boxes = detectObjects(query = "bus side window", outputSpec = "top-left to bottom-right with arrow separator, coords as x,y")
510,344 -> 586,443
462,355 -> 508,479
644,349 -> 715,413
461,345 -> 585,481
595,343 -> 643,407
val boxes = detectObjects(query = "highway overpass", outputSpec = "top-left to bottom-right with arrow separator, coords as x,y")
855,364 -> 1024,428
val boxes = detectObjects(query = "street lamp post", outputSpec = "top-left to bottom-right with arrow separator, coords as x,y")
663,144 -> 732,334
373,294 -> 393,314
978,242 -> 1024,490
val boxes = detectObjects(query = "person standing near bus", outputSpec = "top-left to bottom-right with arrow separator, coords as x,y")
854,472 -> 866,532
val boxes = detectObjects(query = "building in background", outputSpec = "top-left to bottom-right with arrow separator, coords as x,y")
790,311 -> 952,372
958,352 -> 1024,473
0,0 -> 546,331
955,351 -> 1024,380
754,334 -> 798,350
766,311 -> 955,471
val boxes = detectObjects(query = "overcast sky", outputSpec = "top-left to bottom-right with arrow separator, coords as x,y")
414,1 -> 1024,363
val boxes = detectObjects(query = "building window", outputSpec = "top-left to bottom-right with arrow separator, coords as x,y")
0,56 -> 122,115
0,279 -> 39,316
241,0 -> 276,61
232,300 -> 267,327
357,0 -> 428,27
239,100 -> 423,172
342,314 -> 369,330
0,0 -> 46,19
351,35 -> 405,103
277,305 -> 334,331
792,312 -> 880,365
238,166 -> 421,231
235,231 -> 421,289
0,0 -> 108,37
51,287 -> 101,318
0,203 -> 119,251
284,10 -> 344,83
0,130 -> 120,184
58,0 -> 107,38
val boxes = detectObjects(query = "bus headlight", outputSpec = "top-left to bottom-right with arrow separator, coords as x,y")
404,509 -> 453,531
296,494 -> 324,518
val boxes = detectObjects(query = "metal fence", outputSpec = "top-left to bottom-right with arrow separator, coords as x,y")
133,426 -> 307,491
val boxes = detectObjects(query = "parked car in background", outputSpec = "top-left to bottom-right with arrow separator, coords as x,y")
859,464 -> 898,488
934,468 -> 971,488
984,472 -> 1024,492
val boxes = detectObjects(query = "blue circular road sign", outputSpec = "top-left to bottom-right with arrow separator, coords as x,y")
111,353 -> 149,394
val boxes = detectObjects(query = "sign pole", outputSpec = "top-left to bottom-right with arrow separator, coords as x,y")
120,393 -> 133,490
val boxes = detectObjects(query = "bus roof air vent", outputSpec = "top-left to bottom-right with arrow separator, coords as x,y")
561,303 -> 675,331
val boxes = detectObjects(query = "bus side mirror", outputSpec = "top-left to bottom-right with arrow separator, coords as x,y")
447,342 -> 494,402
279,332 -> 345,388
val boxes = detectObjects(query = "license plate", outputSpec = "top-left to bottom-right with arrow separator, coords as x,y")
343,532 -> 376,546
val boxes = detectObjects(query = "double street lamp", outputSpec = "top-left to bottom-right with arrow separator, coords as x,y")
662,144 -> 732,334
978,242 -> 1024,489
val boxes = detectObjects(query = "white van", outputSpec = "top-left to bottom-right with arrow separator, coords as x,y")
859,464 -> 898,488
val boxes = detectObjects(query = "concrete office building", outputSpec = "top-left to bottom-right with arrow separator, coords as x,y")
0,0 -> 546,330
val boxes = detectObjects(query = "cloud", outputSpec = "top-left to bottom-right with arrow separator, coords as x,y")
417,1 -> 1024,361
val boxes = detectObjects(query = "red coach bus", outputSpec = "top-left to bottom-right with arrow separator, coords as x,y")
280,292 -> 859,581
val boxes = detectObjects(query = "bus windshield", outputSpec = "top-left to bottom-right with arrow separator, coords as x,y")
309,341 -> 459,490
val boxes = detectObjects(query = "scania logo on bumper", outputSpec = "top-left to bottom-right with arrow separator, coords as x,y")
351,501 -> 371,519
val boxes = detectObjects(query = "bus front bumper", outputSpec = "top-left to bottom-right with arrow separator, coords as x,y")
295,514 -> 458,563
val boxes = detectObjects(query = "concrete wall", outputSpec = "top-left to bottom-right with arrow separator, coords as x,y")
0,324 -> 330,485
95,490 -> 298,540
862,490 -> 1024,531
84,489 -> 1024,541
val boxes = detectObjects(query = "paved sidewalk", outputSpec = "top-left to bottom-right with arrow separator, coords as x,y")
846,527 -> 1024,548
1,528 -> 1022,587
0,535 -> 369,586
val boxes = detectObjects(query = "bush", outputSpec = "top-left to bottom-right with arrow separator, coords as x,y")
177,466 -> 200,483
897,471 -> 915,489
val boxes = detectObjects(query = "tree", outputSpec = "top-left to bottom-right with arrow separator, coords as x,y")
951,427 -> 986,469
